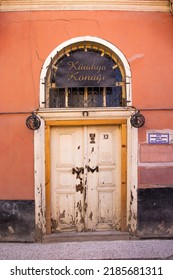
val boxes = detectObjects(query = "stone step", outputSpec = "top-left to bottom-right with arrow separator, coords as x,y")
42,230 -> 130,243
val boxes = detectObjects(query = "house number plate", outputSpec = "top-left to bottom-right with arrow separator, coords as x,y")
103,134 -> 109,139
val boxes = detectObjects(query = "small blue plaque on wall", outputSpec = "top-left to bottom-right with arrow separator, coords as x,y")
148,133 -> 169,144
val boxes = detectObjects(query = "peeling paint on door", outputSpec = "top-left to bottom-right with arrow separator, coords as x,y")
50,125 -> 122,232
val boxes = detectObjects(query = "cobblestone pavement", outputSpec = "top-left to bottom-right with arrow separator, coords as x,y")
0,240 -> 173,260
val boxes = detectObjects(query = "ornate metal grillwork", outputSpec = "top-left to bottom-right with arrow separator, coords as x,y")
26,113 -> 41,130
48,87 -> 125,108
130,112 -> 145,128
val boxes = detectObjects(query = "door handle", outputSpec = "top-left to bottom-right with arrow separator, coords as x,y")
72,167 -> 84,178
87,166 -> 99,173
76,180 -> 84,194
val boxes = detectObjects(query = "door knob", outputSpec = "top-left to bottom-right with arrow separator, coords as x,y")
87,166 -> 99,173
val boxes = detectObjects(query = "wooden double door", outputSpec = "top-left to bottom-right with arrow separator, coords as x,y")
50,124 -> 122,233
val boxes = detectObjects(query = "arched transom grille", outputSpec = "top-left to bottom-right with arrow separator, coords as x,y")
45,42 -> 128,108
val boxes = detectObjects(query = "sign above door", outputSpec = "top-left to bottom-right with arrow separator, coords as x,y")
55,51 -> 122,87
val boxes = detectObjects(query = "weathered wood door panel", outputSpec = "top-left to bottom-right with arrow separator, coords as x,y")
50,127 -> 84,232
86,126 -> 121,231
50,125 -> 121,233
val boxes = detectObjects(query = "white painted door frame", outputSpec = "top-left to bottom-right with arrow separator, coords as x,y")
34,109 -> 138,237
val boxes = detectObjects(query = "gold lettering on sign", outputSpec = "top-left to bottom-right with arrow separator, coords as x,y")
67,72 -> 106,85
66,60 -> 107,85
68,61 -> 106,74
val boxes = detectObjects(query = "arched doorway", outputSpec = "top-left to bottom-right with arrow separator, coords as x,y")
35,37 -> 137,239
40,37 -> 132,108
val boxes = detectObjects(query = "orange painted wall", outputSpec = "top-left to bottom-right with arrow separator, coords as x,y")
0,114 -> 34,199
0,10 -> 173,198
